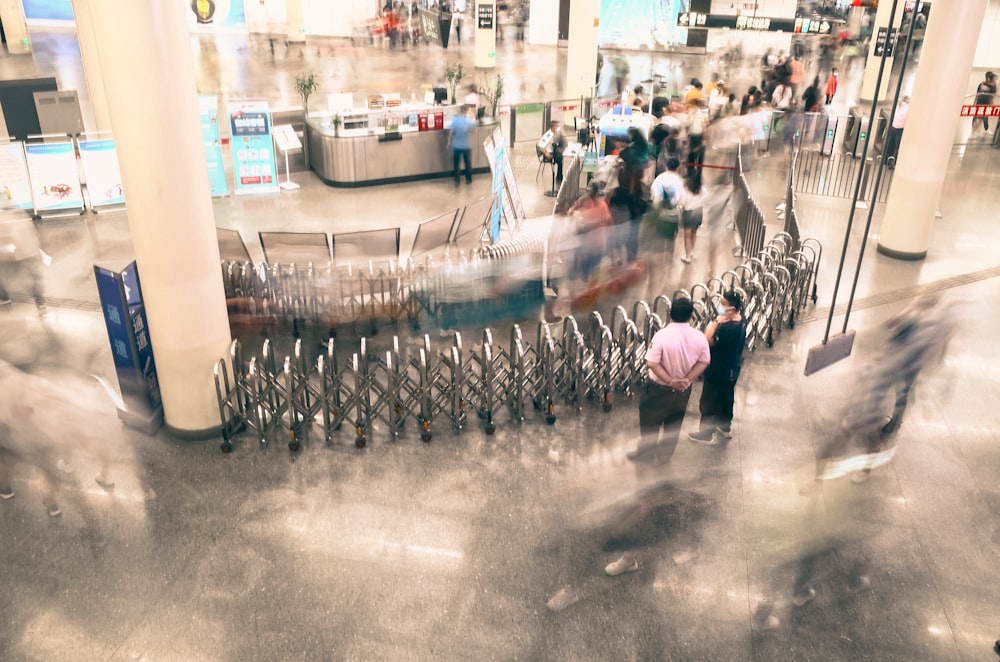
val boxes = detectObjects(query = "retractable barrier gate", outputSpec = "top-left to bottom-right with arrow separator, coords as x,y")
214,233 -> 821,452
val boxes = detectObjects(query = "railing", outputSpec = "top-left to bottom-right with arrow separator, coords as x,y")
214,231 -> 821,452
732,143 -> 767,257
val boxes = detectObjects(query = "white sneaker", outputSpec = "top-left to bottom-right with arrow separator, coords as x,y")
546,586 -> 581,611
605,554 -> 639,576
715,427 -> 733,439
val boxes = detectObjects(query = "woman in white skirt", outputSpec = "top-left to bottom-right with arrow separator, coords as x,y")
679,169 -> 709,263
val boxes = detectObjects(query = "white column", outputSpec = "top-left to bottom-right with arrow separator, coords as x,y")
287,0 -> 306,43
564,0 -> 599,99
0,0 -> 32,54
75,0 -> 232,434
860,1 -> 903,102
877,0 -> 990,259
70,0 -> 113,132
474,0 -> 497,69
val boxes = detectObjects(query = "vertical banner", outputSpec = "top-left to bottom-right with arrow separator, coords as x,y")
0,142 -> 33,210
23,141 -> 84,213
93,261 -> 163,434
199,95 -> 229,197
78,139 -> 125,208
227,100 -> 278,194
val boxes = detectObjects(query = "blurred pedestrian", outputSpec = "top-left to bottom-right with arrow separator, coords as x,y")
678,169 -> 709,264
824,68 -> 839,105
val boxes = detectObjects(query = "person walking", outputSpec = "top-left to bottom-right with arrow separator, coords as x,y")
627,297 -> 710,464
824,68 -> 839,105
974,71 -> 996,133
679,169 -> 709,264
688,290 -> 746,445
447,104 -> 475,185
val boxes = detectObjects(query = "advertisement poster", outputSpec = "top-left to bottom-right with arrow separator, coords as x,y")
24,141 -> 84,212
0,142 -> 34,211
199,95 -> 229,197
78,139 -> 125,208
484,132 -> 505,243
227,101 -> 278,194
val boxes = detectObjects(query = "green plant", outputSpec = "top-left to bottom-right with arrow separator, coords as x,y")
331,114 -> 342,133
294,71 -> 319,110
479,74 -> 504,117
444,62 -> 464,104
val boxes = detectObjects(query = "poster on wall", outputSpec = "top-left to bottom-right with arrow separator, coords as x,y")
0,142 -> 34,211
227,100 -> 278,194
23,141 -> 84,213
78,139 -> 125,208
199,95 -> 229,197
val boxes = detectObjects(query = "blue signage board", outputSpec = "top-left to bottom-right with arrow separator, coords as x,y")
227,101 -> 278,194
94,261 -> 163,433
199,95 -> 230,197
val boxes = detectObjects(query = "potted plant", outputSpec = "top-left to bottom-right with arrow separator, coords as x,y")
479,73 -> 504,121
295,72 -> 319,169
445,62 -> 464,105
331,114 -> 343,137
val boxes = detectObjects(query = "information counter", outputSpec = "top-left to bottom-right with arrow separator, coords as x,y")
305,108 -> 496,187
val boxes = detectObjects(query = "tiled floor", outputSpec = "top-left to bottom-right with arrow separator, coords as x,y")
1,26 -> 998,662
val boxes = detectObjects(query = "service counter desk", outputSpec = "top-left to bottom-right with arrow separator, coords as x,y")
305,116 -> 497,188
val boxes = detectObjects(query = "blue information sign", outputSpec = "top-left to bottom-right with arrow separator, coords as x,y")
94,261 -> 163,432
199,95 -> 230,197
227,101 -> 278,194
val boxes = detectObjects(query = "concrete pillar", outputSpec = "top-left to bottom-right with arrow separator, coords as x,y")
74,0 -> 232,434
859,0 -> 905,102
0,0 -> 32,54
474,0 -> 497,69
70,0 -> 113,132
877,0 -> 990,260
564,0 -> 599,99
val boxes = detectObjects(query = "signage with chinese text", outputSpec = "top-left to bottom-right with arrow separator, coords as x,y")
227,100 -> 278,194
199,95 -> 229,197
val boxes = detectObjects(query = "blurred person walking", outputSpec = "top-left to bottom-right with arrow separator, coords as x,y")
688,290 -> 745,445
824,68 -> 839,105
973,71 -> 996,133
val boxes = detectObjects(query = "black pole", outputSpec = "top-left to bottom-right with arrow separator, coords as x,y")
841,0 -> 920,333
821,0 -> 901,345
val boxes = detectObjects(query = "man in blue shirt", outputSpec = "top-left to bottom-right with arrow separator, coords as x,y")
448,105 -> 475,185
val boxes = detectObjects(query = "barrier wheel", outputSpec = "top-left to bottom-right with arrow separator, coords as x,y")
421,431 -> 432,443
485,424 -> 496,435
288,440 -> 300,452
766,331 -> 774,348
355,436 -> 366,448
602,401 -> 613,413
545,414 -> 557,425
220,442 -> 233,453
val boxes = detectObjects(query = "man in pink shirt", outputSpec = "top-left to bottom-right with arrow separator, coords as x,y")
627,297 -> 710,464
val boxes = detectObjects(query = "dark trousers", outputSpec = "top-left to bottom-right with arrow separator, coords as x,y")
696,378 -> 736,433
452,148 -> 472,183
687,133 -> 704,167
637,381 -> 692,459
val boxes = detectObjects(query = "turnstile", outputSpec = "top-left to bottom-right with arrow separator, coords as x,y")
843,107 -> 885,158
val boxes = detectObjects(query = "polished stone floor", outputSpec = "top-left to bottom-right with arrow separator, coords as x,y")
1,24 -> 999,662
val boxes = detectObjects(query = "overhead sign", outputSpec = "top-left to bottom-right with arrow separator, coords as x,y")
679,12 -> 833,34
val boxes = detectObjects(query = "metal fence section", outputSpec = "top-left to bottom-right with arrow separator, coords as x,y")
732,144 -> 767,258
214,232 -> 821,452
793,149 -> 894,203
